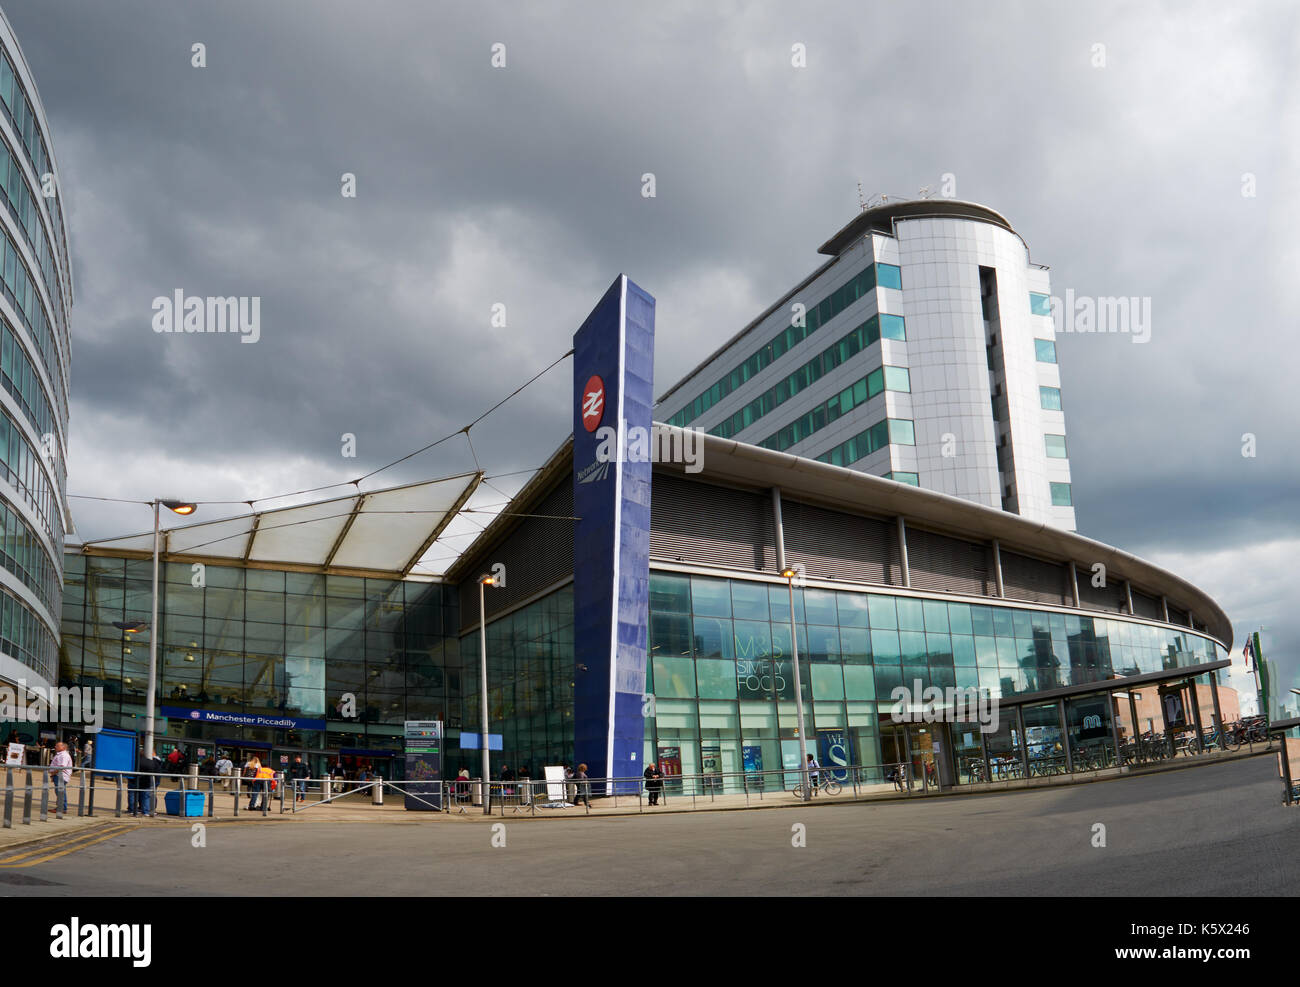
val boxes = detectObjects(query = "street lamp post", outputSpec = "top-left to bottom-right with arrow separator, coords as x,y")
144,499 -> 196,758
478,574 -> 500,814
781,568 -> 810,800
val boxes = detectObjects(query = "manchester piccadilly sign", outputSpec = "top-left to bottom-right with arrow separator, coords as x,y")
159,705 -> 326,731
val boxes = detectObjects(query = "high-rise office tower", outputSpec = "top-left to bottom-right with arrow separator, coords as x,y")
658,199 -> 1075,529
0,9 -> 74,698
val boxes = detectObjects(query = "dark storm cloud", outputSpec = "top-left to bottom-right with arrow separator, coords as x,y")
4,1 -> 1297,694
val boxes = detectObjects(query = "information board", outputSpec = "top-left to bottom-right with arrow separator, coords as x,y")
403,720 -> 442,811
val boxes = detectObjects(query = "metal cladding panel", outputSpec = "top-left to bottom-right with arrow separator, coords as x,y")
571,275 -> 654,788
1001,551 -> 1070,606
781,499 -> 900,585
1077,572 -> 1127,614
906,527 -> 993,597
648,473 -> 776,571
1131,589 -> 1164,621
458,480 -> 574,632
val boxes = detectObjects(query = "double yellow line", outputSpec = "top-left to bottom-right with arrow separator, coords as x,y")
0,824 -> 133,869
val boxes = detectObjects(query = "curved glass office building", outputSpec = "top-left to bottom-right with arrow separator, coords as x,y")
0,10 -> 73,700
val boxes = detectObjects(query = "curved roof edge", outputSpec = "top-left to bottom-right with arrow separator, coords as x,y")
818,199 -> 1019,257
654,426 -> 1233,648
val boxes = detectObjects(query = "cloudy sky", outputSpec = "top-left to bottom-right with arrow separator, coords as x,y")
7,1 -> 1296,708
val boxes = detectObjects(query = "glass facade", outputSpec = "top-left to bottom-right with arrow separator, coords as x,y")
641,571 -> 1225,790
1040,386 -> 1062,411
1029,292 -> 1052,316
60,553 -> 458,779
1034,338 -> 1057,363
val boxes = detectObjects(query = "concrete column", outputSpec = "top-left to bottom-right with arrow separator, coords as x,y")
1124,580 -> 1134,615
771,487 -> 786,572
1158,684 -> 1174,757
1068,562 -> 1080,607
1209,673 -> 1224,735
1016,706 -> 1030,779
1161,596 -> 1170,622
1188,677 -> 1205,752
897,516 -> 910,588
1057,699 -> 1073,773
1128,691 -> 1141,746
991,539 -> 1005,598
1110,692 -> 1125,766
981,730 -> 992,785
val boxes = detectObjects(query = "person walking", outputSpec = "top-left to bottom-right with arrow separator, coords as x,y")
215,752 -> 233,790
564,764 -> 576,804
131,747 -> 159,816
643,761 -> 664,806
50,741 -> 72,814
243,755 -> 264,810
574,763 -> 591,808
287,755 -> 310,802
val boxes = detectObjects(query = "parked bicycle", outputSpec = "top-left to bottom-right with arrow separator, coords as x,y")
789,774 -> 842,798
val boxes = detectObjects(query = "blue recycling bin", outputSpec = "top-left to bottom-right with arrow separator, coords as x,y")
164,790 -> 206,817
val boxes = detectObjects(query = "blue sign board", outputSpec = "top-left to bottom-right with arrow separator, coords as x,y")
572,274 -> 655,792
160,705 -> 326,732
817,729 -> 853,783
91,727 -> 137,775
457,732 -> 502,751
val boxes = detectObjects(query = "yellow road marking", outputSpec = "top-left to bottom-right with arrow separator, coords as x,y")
0,825 -> 133,868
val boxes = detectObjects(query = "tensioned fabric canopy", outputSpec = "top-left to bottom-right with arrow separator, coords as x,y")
77,473 -> 482,578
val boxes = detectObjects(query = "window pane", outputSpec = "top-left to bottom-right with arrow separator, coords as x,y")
1034,338 -> 1057,363
1050,482 -> 1073,507
1029,292 -> 1052,316
1045,434 -> 1068,458
1039,387 -> 1062,411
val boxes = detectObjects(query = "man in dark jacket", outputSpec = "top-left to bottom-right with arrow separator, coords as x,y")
287,755 -> 310,802
132,749 -> 160,816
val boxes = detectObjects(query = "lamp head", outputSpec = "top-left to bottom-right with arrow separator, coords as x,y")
781,567 -> 797,581
161,500 -> 197,516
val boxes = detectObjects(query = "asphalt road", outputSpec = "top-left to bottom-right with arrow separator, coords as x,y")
4,755 -> 1297,896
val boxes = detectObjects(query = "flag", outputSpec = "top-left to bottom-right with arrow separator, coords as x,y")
1242,637 -> 1254,670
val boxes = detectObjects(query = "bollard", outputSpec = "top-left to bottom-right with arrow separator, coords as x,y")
372,780 -> 383,806
208,778 -> 215,818
22,768 -> 32,825
77,768 -> 86,817
2,766 -> 11,828
40,770 -> 49,822
114,775 -> 123,817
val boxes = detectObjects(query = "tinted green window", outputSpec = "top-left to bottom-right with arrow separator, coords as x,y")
842,663 -> 875,699
889,419 -> 915,445
730,580 -> 769,621
804,588 -> 838,626
1034,338 -> 1057,363
654,655 -> 695,697
839,626 -> 870,663
896,598 -> 925,631
1039,386 -> 1062,411
871,629 -> 901,662
1050,482 -> 1073,507
877,264 -> 902,290
692,617 -> 734,658
1029,292 -> 1052,316
696,659 -> 738,699
836,592 -> 869,628
867,594 -> 897,629
951,636 -> 977,666
1045,434 -> 1068,458
650,572 -> 691,613
885,472 -> 919,486
884,366 -> 910,392
690,577 -> 731,617
880,314 -> 906,340
866,367 -> 884,397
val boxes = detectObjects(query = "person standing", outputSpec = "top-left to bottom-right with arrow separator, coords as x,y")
574,763 -> 591,807
643,762 -> 664,806
243,755 -> 263,810
50,741 -> 72,814
564,764 -> 576,803
806,753 -> 820,797
287,755 -> 310,802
